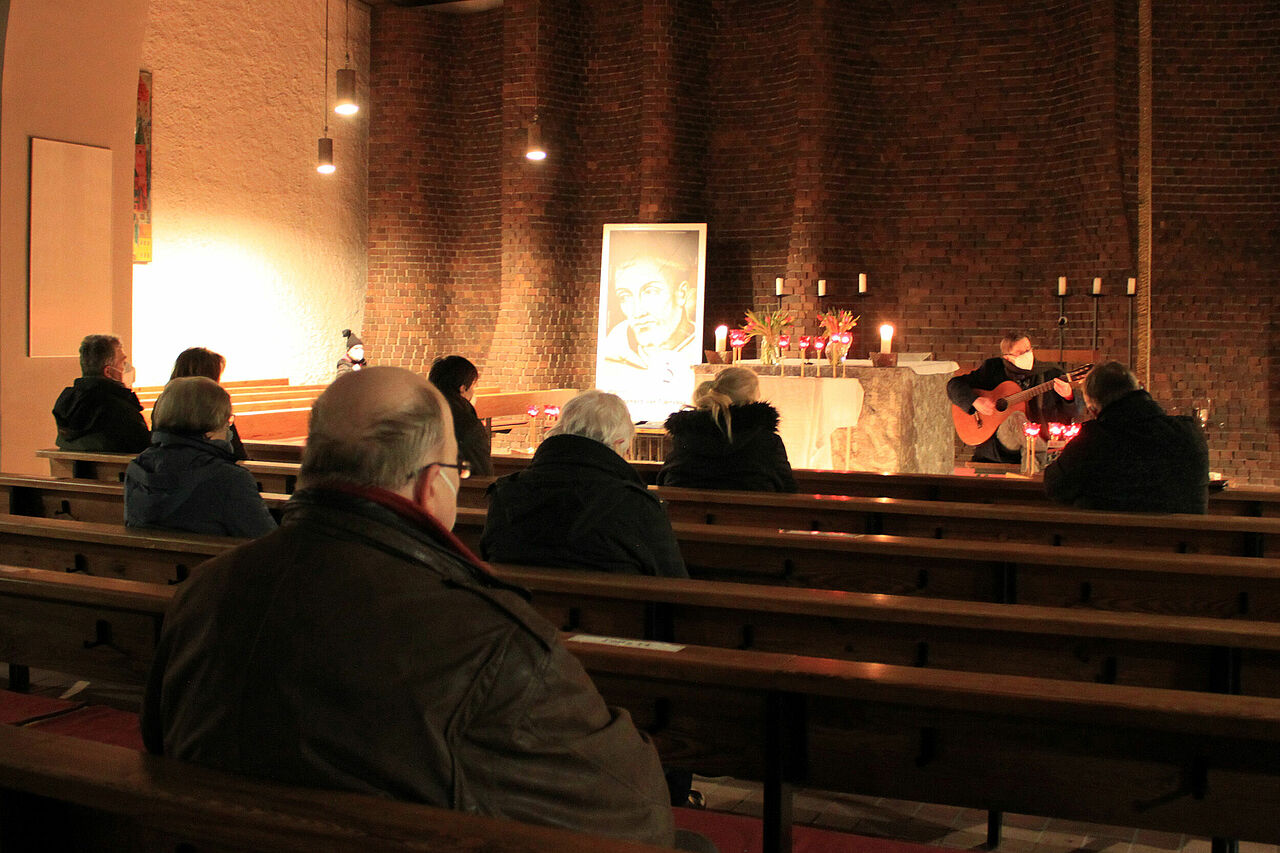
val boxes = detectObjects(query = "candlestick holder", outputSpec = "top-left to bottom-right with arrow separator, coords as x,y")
1090,290 -> 1102,355
1126,289 -> 1136,368
1057,294 -> 1068,363
870,352 -> 898,368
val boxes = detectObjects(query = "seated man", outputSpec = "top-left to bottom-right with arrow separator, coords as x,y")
947,330 -> 1080,464
482,390 -> 688,578
52,334 -> 150,452
1045,361 -> 1210,513
142,368 -> 676,847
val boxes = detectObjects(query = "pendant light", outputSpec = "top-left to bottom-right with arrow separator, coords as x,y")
525,0 -> 547,161
334,0 -> 359,116
317,0 -> 336,173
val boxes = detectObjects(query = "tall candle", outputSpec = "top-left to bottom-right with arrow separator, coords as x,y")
817,279 -> 827,297
1092,277 -> 1102,295
1127,277 -> 1136,296
714,325 -> 728,352
858,273 -> 867,294
879,324 -> 894,354
775,277 -> 784,297
1057,276 -> 1067,296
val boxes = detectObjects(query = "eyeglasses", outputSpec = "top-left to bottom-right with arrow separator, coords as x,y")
408,460 -> 471,482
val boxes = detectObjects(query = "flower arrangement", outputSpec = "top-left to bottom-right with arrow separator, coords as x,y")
742,308 -> 795,365
818,309 -> 860,366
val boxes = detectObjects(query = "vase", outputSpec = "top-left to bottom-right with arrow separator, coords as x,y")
760,338 -> 780,365
827,340 -> 848,368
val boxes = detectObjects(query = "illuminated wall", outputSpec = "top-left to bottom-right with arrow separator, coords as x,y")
134,0 -> 370,386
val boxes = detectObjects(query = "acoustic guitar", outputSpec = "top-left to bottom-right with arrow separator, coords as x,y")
952,364 -> 1092,446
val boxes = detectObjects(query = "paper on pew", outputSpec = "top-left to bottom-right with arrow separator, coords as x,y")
566,635 -> 685,653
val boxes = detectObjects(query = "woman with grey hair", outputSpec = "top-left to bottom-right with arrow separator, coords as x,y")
480,390 -> 687,578
124,376 -> 277,538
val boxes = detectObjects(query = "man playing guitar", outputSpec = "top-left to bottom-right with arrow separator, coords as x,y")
947,331 -> 1083,465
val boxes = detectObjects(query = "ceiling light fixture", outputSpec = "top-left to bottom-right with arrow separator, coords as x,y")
317,0 -> 336,174
524,0 -> 547,162
334,0 -> 359,116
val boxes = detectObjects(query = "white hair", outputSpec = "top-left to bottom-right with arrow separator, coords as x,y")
548,390 -> 635,457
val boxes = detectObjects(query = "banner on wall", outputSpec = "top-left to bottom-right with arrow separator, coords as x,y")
133,70 -> 152,264
595,223 -> 707,423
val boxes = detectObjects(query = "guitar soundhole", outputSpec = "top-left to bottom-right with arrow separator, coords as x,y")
995,398 -> 1009,412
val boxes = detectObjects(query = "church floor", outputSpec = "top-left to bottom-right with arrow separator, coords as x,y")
691,774 -> 1278,853
9,666 -> 1276,853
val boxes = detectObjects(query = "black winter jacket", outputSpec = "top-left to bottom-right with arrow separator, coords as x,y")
445,393 -> 493,477
946,357 -> 1082,464
1044,389 -> 1210,514
142,485 -> 674,846
52,376 -> 151,453
658,401 -> 797,492
124,431 -> 277,538
482,433 -> 687,578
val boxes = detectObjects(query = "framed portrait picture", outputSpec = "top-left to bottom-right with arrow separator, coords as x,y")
595,223 -> 707,423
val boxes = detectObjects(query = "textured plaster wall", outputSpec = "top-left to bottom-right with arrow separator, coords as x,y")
0,0 -> 148,474
135,0 -> 369,386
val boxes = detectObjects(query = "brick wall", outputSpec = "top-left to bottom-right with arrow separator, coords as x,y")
366,0 -> 1279,485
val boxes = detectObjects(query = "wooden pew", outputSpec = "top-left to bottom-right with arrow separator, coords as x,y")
4,570 -> 1280,851
20,466 -> 1280,557
7,556 -> 1280,704
0,725 -> 669,853
37,450 -> 299,494
5,505 -> 1280,622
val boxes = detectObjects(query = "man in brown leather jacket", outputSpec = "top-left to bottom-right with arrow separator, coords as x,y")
142,367 -> 676,847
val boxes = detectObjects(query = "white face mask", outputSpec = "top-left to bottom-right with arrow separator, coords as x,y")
1008,351 -> 1035,371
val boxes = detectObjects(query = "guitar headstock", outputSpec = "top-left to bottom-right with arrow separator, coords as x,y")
1067,363 -> 1094,382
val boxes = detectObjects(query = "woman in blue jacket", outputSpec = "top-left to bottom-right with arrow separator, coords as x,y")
125,377 -> 276,538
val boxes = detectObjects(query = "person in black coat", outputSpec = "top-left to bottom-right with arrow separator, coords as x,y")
428,355 -> 493,477
169,346 -> 248,461
946,331 -> 1082,464
482,390 -> 687,578
1045,361 -> 1210,513
125,377 -> 277,538
658,366 -> 796,492
52,334 -> 150,453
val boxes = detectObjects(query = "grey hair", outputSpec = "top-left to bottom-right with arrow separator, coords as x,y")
152,377 -> 231,435
548,390 -> 635,456
693,366 -> 760,442
79,334 -> 121,376
300,380 -> 445,490
1084,361 -> 1140,411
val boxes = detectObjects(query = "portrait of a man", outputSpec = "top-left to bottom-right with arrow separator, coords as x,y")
595,224 -> 706,423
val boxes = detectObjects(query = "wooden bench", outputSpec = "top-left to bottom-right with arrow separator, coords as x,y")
0,725 -> 669,853
10,560 -> 1280,703
4,572 -> 1279,851
37,450 -> 299,494
5,506 -> 1280,622
19,466 -> 1280,557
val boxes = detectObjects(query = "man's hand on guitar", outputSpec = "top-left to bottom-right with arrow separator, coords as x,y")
1052,377 -> 1074,399
973,397 -> 998,416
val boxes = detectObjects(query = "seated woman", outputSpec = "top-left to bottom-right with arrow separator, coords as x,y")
481,390 -> 687,578
658,366 -> 796,492
170,346 -> 247,460
335,329 -> 368,378
125,377 -> 277,538
428,355 -> 493,477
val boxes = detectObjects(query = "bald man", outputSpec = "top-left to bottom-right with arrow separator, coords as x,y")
142,367 -> 675,847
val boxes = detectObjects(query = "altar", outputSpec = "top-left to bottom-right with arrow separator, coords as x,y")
693,358 -> 958,474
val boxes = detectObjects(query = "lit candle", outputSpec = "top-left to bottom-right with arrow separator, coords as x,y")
1057,277 -> 1067,296
817,279 -> 826,297
858,273 -> 867,294
1127,277 -> 1136,296
879,324 -> 894,354
714,325 -> 728,353
1092,277 -> 1102,295
775,277 -> 784,297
